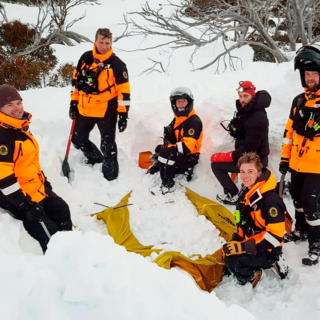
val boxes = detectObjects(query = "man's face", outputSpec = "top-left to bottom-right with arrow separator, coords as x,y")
176,98 -> 188,111
238,92 -> 253,107
239,162 -> 262,189
0,100 -> 24,119
305,70 -> 320,91
95,35 -> 112,54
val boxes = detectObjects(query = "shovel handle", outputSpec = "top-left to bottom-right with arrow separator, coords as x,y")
279,173 -> 286,198
65,118 -> 76,160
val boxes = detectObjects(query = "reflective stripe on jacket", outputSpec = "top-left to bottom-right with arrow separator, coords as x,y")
238,169 -> 286,255
167,109 -> 203,155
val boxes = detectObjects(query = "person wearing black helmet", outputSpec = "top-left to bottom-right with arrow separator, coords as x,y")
147,86 -> 203,194
280,44 -> 320,265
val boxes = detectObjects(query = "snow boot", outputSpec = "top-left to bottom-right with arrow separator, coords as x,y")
271,255 -> 289,279
302,242 -> 320,266
102,142 -> 118,181
283,229 -> 308,243
160,179 -> 176,195
216,192 -> 239,205
81,142 -> 103,165
184,167 -> 194,182
251,269 -> 264,289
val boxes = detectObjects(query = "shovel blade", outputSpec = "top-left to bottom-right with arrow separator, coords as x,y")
138,151 -> 153,169
61,157 -> 71,178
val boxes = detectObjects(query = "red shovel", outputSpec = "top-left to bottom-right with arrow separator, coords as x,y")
61,118 -> 76,180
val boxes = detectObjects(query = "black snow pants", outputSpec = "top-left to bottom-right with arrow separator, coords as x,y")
0,188 -> 72,252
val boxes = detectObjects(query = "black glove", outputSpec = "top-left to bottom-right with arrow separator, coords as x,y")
279,161 -> 289,174
69,101 -> 79,120
17,197 -> 46,221
118,113 -> 128,132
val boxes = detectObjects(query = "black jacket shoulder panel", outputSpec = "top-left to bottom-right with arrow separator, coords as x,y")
182,115 -> 203,139
76,51 -> 93,71
0,127 -> 16,163
112,55 -> 129,84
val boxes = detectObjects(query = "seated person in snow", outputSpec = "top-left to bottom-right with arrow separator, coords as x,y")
211,81 -> 271,205
222,152 -> 286,288
147,86 -> 203,194
0,85 -> 72,253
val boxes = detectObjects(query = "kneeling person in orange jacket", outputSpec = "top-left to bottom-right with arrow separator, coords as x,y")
147,87 -> 203,194
0,85 -> 72,252
222,152 -> 286,288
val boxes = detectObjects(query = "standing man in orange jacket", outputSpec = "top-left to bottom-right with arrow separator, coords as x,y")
0,85 -> 72,252
223,152 -> 286,288
70,28 -> 130,181
280,44 -> 320,265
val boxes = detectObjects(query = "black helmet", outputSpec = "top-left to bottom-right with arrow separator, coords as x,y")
169,86 -> 194,117
294,44 -> 320,88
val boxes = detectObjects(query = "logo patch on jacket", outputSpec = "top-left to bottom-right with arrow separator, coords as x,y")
188,128 -> 195,136
0,145 -> 8,156
269,207 -> 278,218
123,71 -> 128,79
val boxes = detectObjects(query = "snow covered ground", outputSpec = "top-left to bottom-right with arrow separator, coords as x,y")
1,1 -> 320,319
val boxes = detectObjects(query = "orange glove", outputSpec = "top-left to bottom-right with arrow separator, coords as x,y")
222,241 -> 244,256
222,239 -> 257,256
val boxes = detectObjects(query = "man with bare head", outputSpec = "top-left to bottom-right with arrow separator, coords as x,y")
70,28 -> 130,181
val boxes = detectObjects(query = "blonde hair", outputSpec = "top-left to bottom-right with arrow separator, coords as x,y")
237,152 -> 263,171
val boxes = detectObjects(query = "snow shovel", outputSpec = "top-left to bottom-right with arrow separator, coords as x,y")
138,151 -> 153,169
279,173 -> 293,235
62,118 -> 76,180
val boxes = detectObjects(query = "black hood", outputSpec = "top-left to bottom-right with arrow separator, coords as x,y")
236,90 -> 271,114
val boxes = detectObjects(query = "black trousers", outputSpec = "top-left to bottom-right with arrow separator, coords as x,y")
211,157 -> 268,196
290,169 -> 320,246
158,146 -> 199,184
224,250 -> 277,282
0,189 -> 72,252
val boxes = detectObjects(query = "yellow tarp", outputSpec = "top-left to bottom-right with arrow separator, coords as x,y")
95,187 -> 235,292
185,187 -> 237,241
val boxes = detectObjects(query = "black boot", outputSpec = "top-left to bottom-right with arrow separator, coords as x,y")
102,142 -> 119,181
81,142 -> 103,165
302,242 -> 320,266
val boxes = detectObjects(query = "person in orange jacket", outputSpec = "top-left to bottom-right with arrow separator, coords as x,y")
222,152 -> 286,288
280,44 -> 320,265
147,87 -> 203,194
0,85 -> 72,252
70,28 -> 130,181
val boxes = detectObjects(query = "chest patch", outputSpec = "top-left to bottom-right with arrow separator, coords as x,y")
188,128 -> 195,136
269,207 -> 278,218
0,145 -> 8,156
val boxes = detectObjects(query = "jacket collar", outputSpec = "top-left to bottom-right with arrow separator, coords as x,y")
244,169 -> 277,207
174,109 -> 196,129
0,111 -> 31,130
92,45 -> 113,62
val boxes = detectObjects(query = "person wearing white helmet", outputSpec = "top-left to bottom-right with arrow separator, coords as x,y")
147,86 -> 203,194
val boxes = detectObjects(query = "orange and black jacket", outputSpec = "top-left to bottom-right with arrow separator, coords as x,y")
281,88 -> 320,173
71,45 -> 130,118
165,109 -> 203,155
0,111 -> 46,206
235,169 -> 286,256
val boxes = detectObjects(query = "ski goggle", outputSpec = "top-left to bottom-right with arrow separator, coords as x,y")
236,81 -> 255,92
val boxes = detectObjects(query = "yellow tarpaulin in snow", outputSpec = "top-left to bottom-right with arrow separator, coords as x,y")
94,187 -> 236,292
